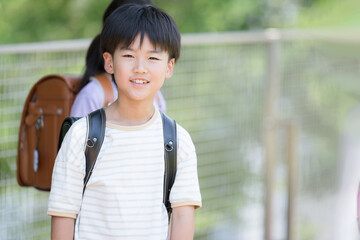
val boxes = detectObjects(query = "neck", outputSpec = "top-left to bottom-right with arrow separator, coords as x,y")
105,99 -> 155,126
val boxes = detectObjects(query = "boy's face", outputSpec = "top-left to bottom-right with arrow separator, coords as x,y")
103,34 -> 175,104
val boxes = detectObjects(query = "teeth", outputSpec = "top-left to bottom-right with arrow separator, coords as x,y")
133,80 -> 148,84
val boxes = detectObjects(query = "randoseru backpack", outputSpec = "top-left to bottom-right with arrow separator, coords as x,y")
16,73 -> 114,191
58,108 -> 178,218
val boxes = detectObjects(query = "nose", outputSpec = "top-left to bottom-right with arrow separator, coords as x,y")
134,57 -> 147,74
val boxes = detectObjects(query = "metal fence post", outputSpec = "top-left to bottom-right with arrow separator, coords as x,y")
263,28 -> 281,240
286,121 -> 298,240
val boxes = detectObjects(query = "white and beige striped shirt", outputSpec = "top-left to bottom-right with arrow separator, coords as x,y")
48,109 -> 201,239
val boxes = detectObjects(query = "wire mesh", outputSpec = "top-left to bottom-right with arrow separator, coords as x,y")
0,30 -> 360,239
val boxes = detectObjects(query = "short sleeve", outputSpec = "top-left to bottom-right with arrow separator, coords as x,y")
47,118 -> 87,218
170,125 -> 202,209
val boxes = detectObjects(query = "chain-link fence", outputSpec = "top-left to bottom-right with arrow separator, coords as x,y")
1,30 -> 359,240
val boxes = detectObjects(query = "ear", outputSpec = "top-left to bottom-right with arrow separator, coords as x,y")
103,52 -> 114,74
165,58 -> 175,79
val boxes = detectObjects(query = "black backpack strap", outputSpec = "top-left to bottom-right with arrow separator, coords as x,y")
161,112 -> 177,220
83,108 -> 106,194
58,116 -> 80,151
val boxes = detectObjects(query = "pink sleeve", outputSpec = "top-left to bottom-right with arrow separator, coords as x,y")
154,90 -> 167,113
70,81 -> 104,117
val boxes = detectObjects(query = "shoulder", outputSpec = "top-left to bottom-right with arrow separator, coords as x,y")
68,117 -> 87,134
176,123 -> 192,141
68,117 -> 87,141
176,123 -> 196,155
71,80 -> 104,117
60,117 -> 88,158
77,79 -> 104,101
81,79 -> 104,94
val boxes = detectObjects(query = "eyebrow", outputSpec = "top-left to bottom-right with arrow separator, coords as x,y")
120,47 -> 164,54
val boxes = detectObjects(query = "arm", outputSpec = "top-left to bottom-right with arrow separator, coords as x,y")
170,206 -> 195,240
51,216 -> 75,240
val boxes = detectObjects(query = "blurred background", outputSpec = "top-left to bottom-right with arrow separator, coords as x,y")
1,0 -> 360,239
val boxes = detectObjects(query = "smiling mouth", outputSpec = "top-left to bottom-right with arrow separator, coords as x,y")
131,79 -> 149,84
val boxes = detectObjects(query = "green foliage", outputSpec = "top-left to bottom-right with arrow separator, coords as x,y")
296,0 -> 360,28
154,0 -> 265,32
1,0 -> 360,44
0,0 -> 106,44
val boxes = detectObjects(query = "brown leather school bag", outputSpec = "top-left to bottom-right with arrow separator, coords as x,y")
17,74 -> 114,191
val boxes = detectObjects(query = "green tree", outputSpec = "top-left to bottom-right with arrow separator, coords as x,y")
0,0 -> 359,44
296,0 -> 360,28
0,0 -> 107,44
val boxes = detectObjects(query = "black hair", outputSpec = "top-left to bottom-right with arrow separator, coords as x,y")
80,34 -> 104,89
100,4 -> 181,62
102,0 -> 153,25
81,0 -> 154,88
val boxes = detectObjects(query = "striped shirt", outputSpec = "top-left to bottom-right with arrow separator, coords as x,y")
47,109 -> 201,240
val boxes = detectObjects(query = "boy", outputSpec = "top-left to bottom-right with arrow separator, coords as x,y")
47,4 -> 202,240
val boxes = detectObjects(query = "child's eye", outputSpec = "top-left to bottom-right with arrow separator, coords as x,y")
149,57 -> 160,61
123,54 -> 134,58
